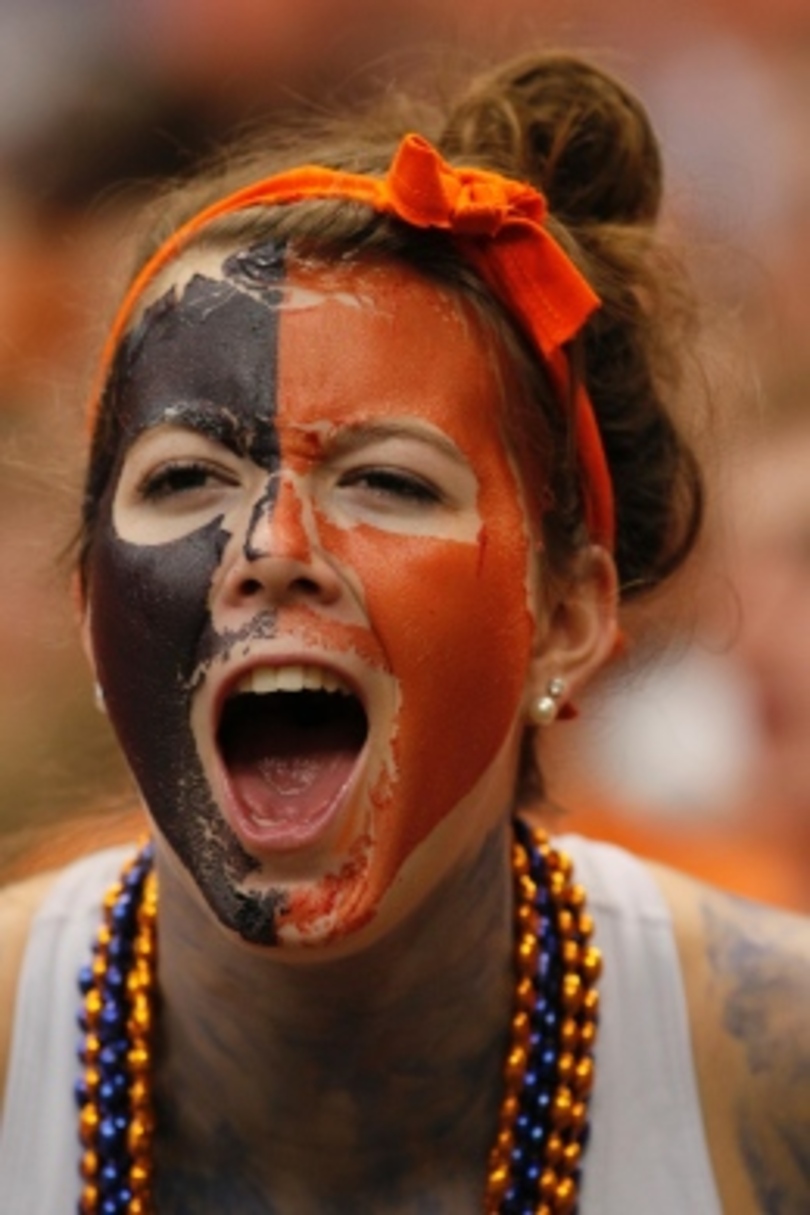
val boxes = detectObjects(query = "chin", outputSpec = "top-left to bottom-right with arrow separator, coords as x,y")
233,827 -> 378,949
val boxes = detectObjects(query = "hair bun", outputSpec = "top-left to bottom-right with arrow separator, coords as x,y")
441,52 -> 662,227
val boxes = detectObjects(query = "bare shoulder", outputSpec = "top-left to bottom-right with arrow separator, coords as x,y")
0,869 -> 62,1116
648,860 -> 810,1215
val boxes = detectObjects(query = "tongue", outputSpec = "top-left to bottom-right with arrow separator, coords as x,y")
223,698 -> 362,828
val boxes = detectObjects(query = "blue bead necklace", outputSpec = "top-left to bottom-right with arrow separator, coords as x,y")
75,843 -> 156,1215
75,826 -> 600,1214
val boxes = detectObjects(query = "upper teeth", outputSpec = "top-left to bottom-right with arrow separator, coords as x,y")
233,665 -> 352,697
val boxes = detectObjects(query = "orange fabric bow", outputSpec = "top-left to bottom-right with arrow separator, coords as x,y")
90,133 -> 614,547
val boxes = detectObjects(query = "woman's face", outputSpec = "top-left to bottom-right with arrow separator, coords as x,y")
85,242 -> 543,948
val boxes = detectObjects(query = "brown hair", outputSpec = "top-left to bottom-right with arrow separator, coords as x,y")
82,50 -> 703,601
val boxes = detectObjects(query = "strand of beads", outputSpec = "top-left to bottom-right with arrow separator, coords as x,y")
485,822 -> 601,1215
75,843 -> 157,1215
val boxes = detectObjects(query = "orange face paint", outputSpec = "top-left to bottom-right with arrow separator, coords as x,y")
262,259 -> 537,935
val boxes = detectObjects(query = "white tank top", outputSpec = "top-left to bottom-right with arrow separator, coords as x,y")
0,837 -> 722,1213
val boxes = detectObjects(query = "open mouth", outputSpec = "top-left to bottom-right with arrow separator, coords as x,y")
217,665 -> 368,848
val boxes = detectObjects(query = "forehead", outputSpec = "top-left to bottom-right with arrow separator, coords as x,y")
122,243 -> 513,455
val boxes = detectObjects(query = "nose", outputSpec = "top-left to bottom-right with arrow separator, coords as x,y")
220,475 -> 342,609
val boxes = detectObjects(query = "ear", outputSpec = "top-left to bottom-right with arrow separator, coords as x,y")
526,545 -> 619,719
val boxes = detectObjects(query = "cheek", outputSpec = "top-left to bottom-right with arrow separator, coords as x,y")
318,498 -> 535,849
86,515 -> 230,795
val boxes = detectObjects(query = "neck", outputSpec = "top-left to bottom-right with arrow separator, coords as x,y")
152,824 -> 515,1213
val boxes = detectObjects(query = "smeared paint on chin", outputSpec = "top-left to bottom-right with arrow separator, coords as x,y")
265,835 -> 375,945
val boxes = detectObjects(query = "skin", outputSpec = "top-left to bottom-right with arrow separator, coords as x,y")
2,243 -> 807,1211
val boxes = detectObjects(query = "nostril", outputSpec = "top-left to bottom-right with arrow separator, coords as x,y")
292,577 -> 322,596
240,578 -> 264,597
237,574 -> 329,600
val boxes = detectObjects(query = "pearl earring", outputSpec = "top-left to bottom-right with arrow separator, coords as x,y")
94,682 -> 106,714
528,676 -> 566,726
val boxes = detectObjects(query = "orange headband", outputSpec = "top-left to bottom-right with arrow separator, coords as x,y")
90,133 -> 615,547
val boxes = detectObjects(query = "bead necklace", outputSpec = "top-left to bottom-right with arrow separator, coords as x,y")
76,843 -> 156,1215
75,825 -> 600,1214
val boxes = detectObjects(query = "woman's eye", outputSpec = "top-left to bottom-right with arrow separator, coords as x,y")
138,461 -> 235,502
339,467 -> 441,504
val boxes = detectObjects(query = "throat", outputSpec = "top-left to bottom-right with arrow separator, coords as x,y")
153,825 -> 517,1184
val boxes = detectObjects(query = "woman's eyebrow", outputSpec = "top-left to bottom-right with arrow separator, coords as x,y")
326,422 -> 468,466
135,402 -> 250,454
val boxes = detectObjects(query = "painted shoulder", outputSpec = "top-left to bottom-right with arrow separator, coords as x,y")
0,868 -> 61,1117
648,860 -> 810,1215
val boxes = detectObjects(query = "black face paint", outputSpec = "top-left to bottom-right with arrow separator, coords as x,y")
222,240 -> 286,293
87,241 -> 294,944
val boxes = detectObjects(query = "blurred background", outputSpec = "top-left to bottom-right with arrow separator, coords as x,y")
1,0 -> 809,908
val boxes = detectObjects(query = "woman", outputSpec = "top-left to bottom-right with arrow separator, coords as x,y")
0,51 -> 807,1214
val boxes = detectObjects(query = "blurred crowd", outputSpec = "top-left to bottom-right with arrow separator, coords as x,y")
1,0 -> 809,910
